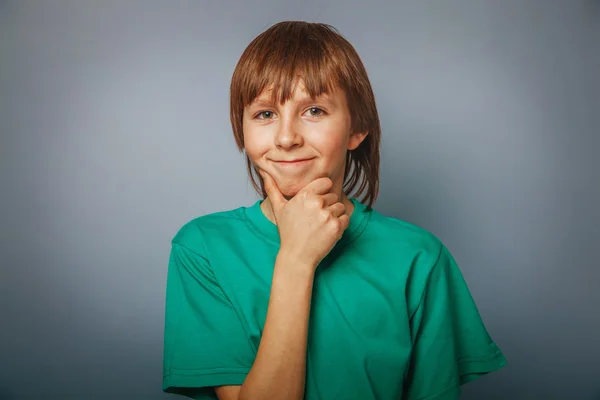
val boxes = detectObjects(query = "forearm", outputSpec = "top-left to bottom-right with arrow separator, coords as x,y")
239,252 -> 315,400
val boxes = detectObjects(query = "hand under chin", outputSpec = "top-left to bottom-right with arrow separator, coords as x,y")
275,181 -> 305,199
274,173 -> 330,198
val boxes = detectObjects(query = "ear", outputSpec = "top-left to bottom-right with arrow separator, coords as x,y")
348,131 -> 369,151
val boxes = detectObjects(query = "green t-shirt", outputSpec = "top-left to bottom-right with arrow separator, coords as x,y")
162,198 -> 506,399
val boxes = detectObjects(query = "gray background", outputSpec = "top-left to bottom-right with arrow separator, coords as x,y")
1,1 -> 599,399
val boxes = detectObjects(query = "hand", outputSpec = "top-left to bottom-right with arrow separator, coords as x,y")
260,170 -> 350,269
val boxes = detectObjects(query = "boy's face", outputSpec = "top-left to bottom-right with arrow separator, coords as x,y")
242,81 -> 367,198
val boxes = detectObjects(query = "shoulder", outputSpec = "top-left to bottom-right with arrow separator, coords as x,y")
365,207 -> 444,266
361,207 -> 450,307
361,207 -> 469,319
171,205 -> 249,251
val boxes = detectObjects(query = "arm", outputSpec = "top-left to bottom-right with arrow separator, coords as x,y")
215,172 -> 348,400
215,251 -> 315,400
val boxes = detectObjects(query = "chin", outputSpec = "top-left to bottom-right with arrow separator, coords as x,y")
275,178 -> 309,198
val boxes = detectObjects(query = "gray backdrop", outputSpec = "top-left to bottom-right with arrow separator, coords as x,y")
1,1 -> 599,399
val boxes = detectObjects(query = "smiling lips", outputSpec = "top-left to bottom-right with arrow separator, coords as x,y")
272,158 -> 315,167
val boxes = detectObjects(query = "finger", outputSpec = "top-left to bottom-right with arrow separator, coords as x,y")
300,177 -> 333,196
335,214 -> 350,240
338,214 -> 350,231
320,193 -> 339,207
259,170 -> 286,213
328,202 -> 346,217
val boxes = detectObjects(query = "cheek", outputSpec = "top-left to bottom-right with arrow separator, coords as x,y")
314,132 -> 348,162
242,125 -> 268,164
243,141 -> 260,162
312,116 -> 351,156
245,134 -> 269,152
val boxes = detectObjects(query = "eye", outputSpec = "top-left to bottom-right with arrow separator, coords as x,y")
306,107 -> 326,117
255,111 -> 275,120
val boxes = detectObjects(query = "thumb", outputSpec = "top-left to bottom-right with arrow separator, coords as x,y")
259,170 -> 286,213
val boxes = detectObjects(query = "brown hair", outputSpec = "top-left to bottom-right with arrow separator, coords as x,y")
229,21 -> 381,206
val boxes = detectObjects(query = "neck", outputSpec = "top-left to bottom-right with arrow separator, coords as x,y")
260,192 -> 355,225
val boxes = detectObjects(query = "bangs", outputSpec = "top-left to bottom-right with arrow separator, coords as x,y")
235,22 -> 347,107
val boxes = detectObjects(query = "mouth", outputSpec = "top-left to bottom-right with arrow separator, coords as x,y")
271,158 -> 315,168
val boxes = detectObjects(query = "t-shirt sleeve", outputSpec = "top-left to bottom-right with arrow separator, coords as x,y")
162,223 -> 255,399
404,244 -> 507,400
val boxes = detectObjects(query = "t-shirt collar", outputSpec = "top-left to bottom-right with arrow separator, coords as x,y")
244,197 -> 371,247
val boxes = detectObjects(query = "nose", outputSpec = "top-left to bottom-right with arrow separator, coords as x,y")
274,114 -> 303,150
